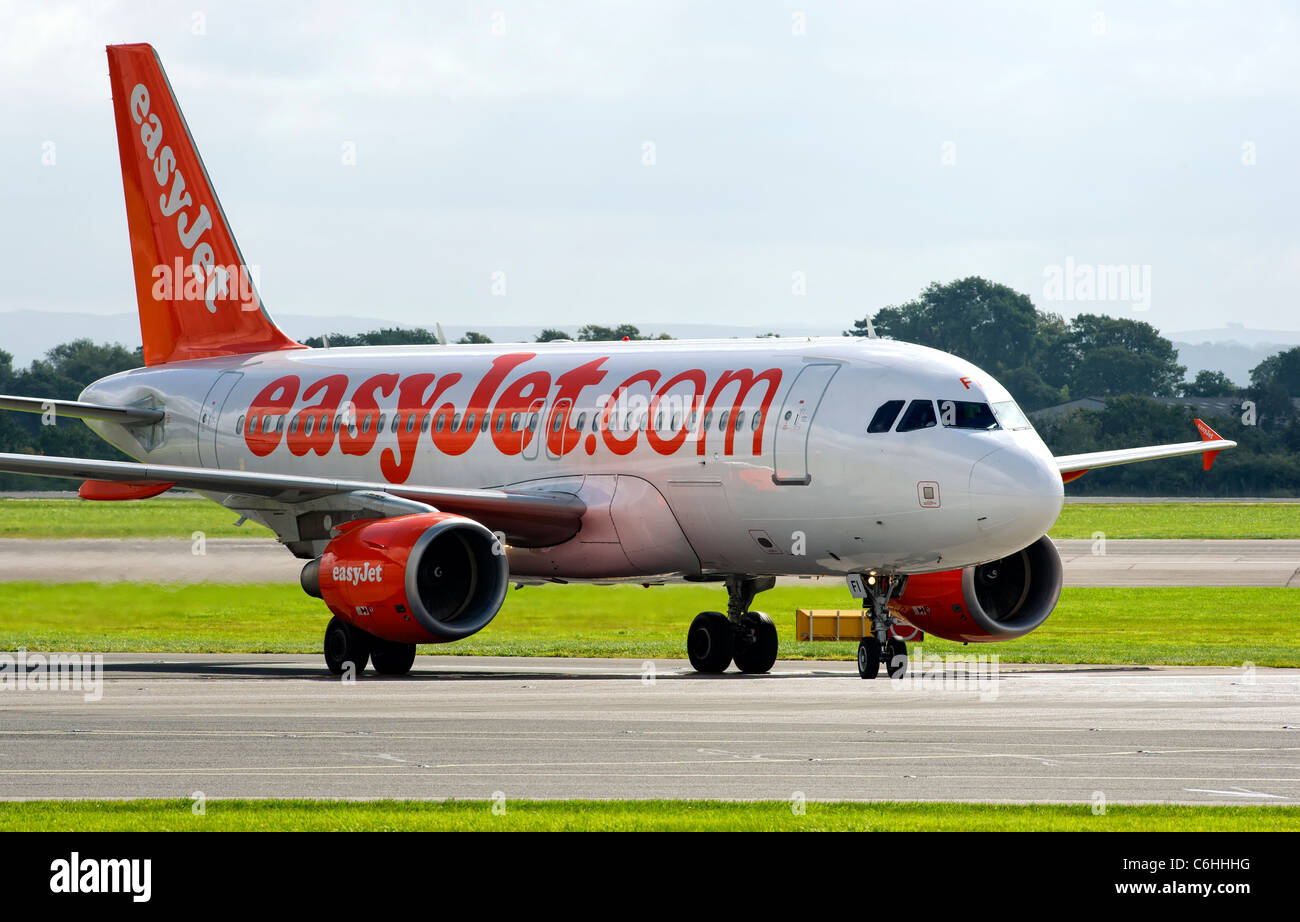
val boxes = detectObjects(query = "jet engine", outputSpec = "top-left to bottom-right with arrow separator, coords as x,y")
301,512 -> 509,644
889,535 -> 1062,643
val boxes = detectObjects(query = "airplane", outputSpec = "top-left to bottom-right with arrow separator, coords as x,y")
0,44 -> 1237,679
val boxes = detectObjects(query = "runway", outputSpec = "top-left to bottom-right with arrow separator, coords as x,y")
1,654 -> 1296,804
2,537 -> 1299,586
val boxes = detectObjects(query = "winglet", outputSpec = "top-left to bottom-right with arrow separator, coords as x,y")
1193,418 -> 1225,471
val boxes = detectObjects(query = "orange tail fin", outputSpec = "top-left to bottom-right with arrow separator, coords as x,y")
106,43 -> 302,366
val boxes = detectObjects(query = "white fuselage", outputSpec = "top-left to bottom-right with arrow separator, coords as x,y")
81,337 -> 1064,580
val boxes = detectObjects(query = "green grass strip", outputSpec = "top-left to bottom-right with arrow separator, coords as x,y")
1,582 -> 1297,667
4,799 -> 1297,831
1051,503 -> 1300,539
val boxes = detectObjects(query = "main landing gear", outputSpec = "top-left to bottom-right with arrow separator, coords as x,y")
687,575 -> 779,674
855,574 -> 909,680
323,616 -> 417,676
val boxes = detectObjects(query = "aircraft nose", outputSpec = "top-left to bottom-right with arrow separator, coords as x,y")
969,447 -> 1064,547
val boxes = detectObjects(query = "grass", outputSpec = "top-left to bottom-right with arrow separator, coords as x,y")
2,799 -> 1295,831
0,497 -> 273,539
1051,502 -> 1300,539
1,497 -> 1299,540
1,582 -> 1297,666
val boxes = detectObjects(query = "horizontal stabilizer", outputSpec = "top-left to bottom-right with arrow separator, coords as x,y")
0,394 -> 163,426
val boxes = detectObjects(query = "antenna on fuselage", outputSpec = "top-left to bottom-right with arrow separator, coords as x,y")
862,314 -> 878,338
435,323 -> 448,346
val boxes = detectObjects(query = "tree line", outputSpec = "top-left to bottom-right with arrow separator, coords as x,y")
3,279 -> 1299,494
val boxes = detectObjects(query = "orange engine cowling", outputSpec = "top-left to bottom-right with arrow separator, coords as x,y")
889,535 -> 1063,643
301,513 -> 509,644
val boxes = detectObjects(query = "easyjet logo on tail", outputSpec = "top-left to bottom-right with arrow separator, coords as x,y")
128,83 -> 254,314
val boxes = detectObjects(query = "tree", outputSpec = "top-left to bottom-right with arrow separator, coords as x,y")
20,340 -> 144,400
576,324 -> 671,342
1250,346 -> 1300,395
301,327 -> 440,348
535,329 -> 573,342
456,331 -> 493,344
1047,314 -> 1185,398
847,277 -> 1047,381
1182,369 -> 1239,397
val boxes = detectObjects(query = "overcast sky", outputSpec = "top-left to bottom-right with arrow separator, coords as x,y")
1,0 -> 1296,338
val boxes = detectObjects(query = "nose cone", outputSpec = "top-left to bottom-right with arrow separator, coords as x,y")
969,446 -> 1064,551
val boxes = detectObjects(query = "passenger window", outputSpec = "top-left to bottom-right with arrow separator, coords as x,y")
868,400 -> 905,433
896,400 -> 937,432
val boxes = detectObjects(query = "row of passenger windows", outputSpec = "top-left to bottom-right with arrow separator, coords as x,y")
868,399 -> 1005,433
237,408 -> 765,438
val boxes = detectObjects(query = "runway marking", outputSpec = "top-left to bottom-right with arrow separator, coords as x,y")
2,771 -> 1298,787
1183,787 -> 1288,799
2,747 -> 1297,774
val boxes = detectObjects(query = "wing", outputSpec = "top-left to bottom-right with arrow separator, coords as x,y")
0,451 -> 585,552
1054,418 -> 1236,483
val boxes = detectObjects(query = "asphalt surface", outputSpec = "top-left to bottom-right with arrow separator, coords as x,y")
2,537 -> 1299,586
0,654 -> 1296,803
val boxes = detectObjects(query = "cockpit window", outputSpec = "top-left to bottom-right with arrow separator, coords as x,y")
895,399 -> 937,432
867,399 -> 905,433
990,400 -> 1033,431
938,400 -> 1000,430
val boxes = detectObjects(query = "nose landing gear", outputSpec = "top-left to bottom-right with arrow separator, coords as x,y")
853,573 -> 910,680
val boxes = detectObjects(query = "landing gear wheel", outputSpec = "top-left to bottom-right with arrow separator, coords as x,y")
687,611 -> 735,674
324,616 -> 371,676
884,638 -> 908,679
857,638 -> 881,680
370,639 -> 417,676
732,611 -> 778,674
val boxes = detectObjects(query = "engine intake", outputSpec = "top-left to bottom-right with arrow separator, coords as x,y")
302,512 -> 508,644
890,535 -> 1063,643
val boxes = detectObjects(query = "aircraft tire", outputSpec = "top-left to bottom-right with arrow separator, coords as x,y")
324,616 -> 371,676
884,639 -> 908,679
732,611 -> 778,674
687,611 -> 734,673
857,638 -> 881,679
370,639 -> 418,676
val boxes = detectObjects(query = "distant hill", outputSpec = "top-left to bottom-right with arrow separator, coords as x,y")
1166,325 -> 1300,386
0,311 -> 845,365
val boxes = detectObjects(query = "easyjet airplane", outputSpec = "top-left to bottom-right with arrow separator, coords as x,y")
0,45 -> 1237,679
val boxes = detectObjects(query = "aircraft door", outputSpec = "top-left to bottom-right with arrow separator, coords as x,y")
770,363 -> 838,485
198,370 -> 243,468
